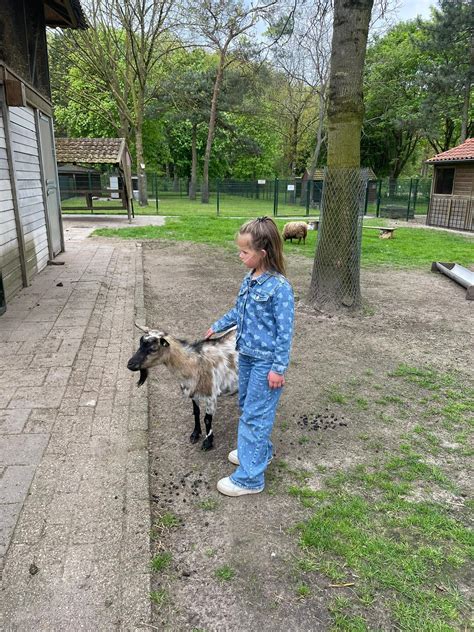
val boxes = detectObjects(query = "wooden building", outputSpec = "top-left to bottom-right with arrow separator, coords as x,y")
0,0 -> 86,308
426,138 -> 474,232
55,138 -> 133,219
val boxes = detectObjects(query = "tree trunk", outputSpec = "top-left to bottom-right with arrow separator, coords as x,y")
202,52 -> 226,204
189,123 -> 198,200
308,0 -> 374,313
461,31 -> 474,143
135,122 -> 148,206
307,92 -> 327,208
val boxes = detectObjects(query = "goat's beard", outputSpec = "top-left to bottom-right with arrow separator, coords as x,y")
137,368 -> 148,387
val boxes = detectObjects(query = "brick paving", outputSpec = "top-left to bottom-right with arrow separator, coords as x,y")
0,217 -> 160,630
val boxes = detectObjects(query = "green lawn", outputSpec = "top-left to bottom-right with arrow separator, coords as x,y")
92,215 -> 473,268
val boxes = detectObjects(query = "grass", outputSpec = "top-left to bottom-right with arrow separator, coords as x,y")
150,551 -> 172,573
291,365 -> 473,630
198,498 -> 219,511
215,565 -> 236,581
92,215 -> 473,268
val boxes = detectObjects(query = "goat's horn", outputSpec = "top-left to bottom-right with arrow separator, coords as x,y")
135,322 -> 149,333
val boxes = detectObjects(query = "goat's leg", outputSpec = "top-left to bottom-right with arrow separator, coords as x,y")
201,398 -> 216,451
190,399 -> 202,444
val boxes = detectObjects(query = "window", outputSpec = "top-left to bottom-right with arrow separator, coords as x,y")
435,168 -> 455,194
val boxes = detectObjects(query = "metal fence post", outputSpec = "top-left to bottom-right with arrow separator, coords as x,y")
216,179 -> 220,216
155,173 -> 159,214
407,178 -> 413,221
412,178 -> 419,214
273,178 -> 279,216
376,179 -> 382,217
305,181 -> 310,216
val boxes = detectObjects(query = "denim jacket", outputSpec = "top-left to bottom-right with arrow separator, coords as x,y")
211,271 -> 294,374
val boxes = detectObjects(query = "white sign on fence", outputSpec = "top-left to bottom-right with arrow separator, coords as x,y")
258,179 -> 266,185
287,184 -> 295,191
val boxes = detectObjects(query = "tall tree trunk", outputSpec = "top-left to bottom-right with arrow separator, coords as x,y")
461,31 -> 474,143
135,121 -> 148,206
202,51 -> 226,204
189,123 -> 198,200
307,91 -> 327,208
308,0 -> 374,313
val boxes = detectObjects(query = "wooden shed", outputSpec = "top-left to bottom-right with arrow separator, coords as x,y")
426,138 -> 474,232
55,138 -> 133,219
0,0 -> 87,310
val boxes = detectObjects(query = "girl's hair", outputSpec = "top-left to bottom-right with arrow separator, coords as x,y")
239,216 -> 286,276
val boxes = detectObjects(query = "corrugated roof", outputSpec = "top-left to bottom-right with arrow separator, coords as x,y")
56,138 -> 126,164
426,138 -> 474,164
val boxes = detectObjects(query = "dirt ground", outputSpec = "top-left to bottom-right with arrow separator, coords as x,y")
141,239 -> 473,631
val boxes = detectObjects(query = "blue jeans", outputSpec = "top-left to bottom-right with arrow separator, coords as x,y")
230,354 -> 283,490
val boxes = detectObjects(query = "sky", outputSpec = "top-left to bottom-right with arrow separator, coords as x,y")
395,0 -> 435,22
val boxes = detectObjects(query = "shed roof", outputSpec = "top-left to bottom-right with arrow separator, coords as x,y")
44,0 -> 87,29
426,138 -> 474,164
56,138 -> 127,164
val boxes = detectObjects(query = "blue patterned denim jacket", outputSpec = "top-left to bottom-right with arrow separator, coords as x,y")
211,271 -> 294,374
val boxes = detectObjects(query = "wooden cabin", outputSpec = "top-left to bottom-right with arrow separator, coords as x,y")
426,139 -> 474,232
0,0 -> 86,310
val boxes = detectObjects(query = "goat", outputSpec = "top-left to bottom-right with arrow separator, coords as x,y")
282,221 -> 308,245
127,324 -> 238,451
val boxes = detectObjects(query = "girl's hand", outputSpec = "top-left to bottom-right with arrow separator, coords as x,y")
205,328 -> 215,339
268,371 -> 285,389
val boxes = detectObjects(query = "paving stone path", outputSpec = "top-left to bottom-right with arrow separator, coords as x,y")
0,217 -> 159,630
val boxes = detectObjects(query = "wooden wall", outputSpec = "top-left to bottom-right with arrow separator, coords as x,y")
453,164 -> 474,197
0,109 -> 23,299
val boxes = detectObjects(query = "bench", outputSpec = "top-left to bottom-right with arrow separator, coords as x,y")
363,226 -> 396,239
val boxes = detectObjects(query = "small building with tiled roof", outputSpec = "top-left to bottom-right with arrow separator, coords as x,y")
55,138 -> 133,218
425,139 -> 473,232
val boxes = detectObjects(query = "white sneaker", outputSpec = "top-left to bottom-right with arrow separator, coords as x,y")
227,449 -> 274,466
217,477 -> 263,497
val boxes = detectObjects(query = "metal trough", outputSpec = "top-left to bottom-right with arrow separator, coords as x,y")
431,262 -> 474,300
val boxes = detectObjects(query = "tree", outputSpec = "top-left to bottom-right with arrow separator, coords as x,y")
308,0 -> 374,313
417,0 -> 474,147
186,0 -> 277,203
362,22 -> 426,180
64,0 -> 178,205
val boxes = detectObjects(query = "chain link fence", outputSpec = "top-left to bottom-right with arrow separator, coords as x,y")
309,168 -> 369,312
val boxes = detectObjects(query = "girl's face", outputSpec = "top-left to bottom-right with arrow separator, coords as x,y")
237,234 -> 266,271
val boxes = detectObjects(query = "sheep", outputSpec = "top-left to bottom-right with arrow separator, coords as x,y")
282,221 -> 308,245
127,324 -> 238,451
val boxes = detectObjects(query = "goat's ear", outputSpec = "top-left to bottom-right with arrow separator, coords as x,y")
135,322 -> 149,333
159,337 -> 170,347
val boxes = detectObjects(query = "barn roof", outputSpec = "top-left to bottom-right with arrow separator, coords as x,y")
426,138 -> 474,164
44,0 -> 87,29
55,138 -> 127,164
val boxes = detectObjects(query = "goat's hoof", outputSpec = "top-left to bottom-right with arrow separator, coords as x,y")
190,432 -> 201,444
201,439 -> 214,451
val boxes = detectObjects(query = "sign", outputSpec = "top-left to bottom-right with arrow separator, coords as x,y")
287,184 -> 295,191
257,179 -> 266,185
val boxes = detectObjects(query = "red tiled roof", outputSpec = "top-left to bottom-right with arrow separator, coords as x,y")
426,138 -> 474,163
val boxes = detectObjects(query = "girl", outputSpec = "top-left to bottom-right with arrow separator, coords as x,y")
206,216 -> 294,496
